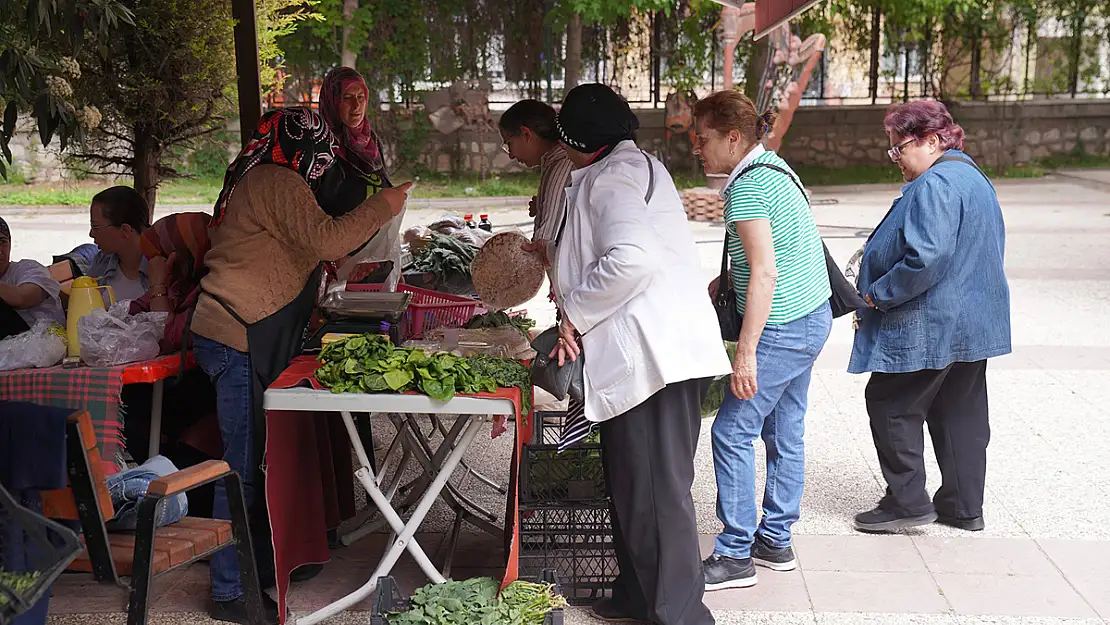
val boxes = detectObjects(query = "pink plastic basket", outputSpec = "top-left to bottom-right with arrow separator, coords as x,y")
346,284 -> 484,340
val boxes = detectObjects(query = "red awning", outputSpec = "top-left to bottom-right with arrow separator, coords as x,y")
754,0 -> 825,39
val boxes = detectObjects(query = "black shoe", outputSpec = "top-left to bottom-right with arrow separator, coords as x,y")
936,514 -> 985,532
854,507 -> 938,533
290,563 -> 324,582
209,592 -> 281,625
588,597 -> 649,623
752,535 -> 797,571
702,553 -> 757,591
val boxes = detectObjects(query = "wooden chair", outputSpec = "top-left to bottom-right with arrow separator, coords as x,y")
42,411 -> 266,625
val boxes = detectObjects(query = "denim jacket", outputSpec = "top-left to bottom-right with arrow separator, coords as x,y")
849,150 -> 1012,374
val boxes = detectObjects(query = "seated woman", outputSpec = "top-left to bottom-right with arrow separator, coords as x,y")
0,216 -> 66,339
85,186 -> 151,302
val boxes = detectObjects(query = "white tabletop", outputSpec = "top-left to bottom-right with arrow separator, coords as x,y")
263,386 -> 516,416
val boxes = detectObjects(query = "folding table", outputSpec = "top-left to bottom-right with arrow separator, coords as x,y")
262,387 -> 516,625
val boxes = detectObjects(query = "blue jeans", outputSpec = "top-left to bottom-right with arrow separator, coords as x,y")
192,334 -> 255,602
105,455 -> 189,531
712,301 -> 832,558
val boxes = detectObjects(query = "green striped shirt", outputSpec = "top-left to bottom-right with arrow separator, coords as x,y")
724,150 -> 831,324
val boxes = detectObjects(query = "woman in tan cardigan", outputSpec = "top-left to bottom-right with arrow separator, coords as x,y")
191,108 -> 410,625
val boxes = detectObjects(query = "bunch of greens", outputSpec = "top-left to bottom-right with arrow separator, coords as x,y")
0,569 -> 40,607
388,577 -> 565,625
464,311 -> 537,338
702,341 -> 738,417
410,234 -> 479,282
315,335 -> 532,415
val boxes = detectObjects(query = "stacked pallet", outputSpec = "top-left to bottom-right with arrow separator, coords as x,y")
681,187 -> 725,222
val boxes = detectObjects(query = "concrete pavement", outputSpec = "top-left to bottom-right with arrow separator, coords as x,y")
8,174 -> 1109,624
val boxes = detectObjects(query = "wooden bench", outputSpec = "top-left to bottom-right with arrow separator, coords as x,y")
43,411 -> 267,625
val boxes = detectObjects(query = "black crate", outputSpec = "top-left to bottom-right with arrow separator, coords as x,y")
370,570 -> 565,625
519,502 -> 617,606
532,411 -> 567,445
521,444 -> 606,503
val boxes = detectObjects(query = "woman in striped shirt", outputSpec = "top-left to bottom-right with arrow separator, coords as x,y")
498,100 -> 574,244
693,90 -> 832,591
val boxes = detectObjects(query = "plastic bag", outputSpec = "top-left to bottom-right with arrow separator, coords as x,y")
0,320 -> 68,371
330,194 -> 409,294
78,302 -> 168,367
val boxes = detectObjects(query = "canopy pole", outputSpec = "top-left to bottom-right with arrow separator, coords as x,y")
232,0 -> 263,146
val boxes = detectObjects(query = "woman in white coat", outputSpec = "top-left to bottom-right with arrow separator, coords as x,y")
528,83 -> 731,625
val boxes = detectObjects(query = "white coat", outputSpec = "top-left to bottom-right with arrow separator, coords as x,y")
552,141 -> 732,423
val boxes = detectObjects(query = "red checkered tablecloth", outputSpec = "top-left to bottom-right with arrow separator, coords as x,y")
0,353 -> 194,466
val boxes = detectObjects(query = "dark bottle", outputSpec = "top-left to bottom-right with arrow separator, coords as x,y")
478,214 -> 493,232
463,214 -> 476,229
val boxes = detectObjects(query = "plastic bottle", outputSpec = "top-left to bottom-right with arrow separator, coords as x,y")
478,214 -> 493,232
463,214 -> 476,229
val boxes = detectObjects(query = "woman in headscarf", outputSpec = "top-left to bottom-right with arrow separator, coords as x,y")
316,66 -> 398,283
191,107 -> 410,625
526,84 -> 730,625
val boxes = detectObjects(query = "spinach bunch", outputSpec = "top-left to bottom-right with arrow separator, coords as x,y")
0,569 -> 40,606
315,335 -> 532,415
388,577 -> 565,625
411,234 -> 479,282
464,311 -> 537,337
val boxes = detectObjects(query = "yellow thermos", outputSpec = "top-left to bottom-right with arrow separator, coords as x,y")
66,277 -> 116,358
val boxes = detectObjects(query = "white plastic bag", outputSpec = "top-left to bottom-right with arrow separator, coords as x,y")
329,195 -> 409,294
78,303 -> 167,367
0,320 -> 68,371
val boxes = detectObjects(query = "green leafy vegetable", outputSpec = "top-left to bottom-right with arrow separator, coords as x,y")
411,234 -> 479,283
0,569 -> 41,607
388,577 -> 566,625
464,311 -> 537,337
702,341 -> 738,417
315,334 -> 532,418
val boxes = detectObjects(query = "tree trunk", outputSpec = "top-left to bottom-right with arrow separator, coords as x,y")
868,6 -> 882,105
969,16 -> 983,100
744,36 -> 770,102
132,129 -> 161,220
341,0 -> 359,68
565,13 -> 583,91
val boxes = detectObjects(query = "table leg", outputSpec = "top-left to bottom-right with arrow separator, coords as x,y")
148,379 -> 164,459
298,416 -> 486,625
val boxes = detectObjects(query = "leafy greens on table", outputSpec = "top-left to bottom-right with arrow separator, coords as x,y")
314,334 -> 532,415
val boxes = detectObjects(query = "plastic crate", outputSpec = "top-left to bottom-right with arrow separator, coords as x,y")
521,444 -> 605,504
519,502 -> 617,606
347,283 -> 484,340
370,570 -> 565,625
532,411 -> 567,445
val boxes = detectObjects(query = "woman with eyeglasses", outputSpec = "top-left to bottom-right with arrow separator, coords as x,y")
498,99 -> 574,244
85,186 -> 152,302
851,100 -> 1011,534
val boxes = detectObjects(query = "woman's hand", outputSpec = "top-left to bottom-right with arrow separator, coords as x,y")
708,275 -> 731,299
528,195 -> 538,218
730,348 -> 758,400
148,252 -> 177,288
378,181 -> 414,217
865,293 -> 876,309
522,239 -> 552,268
549,316 -> 581,367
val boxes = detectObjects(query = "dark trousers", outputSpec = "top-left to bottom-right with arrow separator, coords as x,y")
600,378 -> 714,625
866,360 -> 990,518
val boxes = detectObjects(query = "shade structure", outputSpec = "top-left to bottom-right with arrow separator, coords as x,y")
753,0 -> 825,39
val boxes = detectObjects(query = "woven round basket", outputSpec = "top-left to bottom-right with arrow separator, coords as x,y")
471,231 -> 546,311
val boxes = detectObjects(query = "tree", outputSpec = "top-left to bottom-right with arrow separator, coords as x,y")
69,0 -> 237,212
257,0 -> 323,98
0,0 -> 133,179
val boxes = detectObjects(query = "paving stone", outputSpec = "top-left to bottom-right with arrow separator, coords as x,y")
911,537 -> 1058,576
934,573 -> 1098,619
803,571 -> 950,614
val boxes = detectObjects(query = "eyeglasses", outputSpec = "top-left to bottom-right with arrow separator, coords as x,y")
90,223 -> 116,233
887,138 -> 916,162
500,141 -> 511,155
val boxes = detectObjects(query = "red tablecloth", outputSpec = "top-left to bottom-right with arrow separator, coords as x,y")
0,352 -> 196,472
265,356 -> 531,623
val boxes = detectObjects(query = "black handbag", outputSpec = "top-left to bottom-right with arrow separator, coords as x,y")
529,325 -> 585,403
724,162 -> 867,320
530,149 -> 658,402
713,232 -> 742,342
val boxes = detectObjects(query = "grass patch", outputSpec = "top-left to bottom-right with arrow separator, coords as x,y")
407,171 -> 541,198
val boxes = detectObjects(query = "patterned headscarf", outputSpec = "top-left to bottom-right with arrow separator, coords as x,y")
320,67 -> 386,176
212,107 -> 338,226
140,212 -> 212,279
0,216 -> 9,241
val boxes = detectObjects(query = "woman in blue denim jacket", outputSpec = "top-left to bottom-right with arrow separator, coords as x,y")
851,101 -> 1011,534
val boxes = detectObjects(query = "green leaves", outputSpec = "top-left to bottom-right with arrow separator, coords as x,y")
314,334 -> 531,413
388,577 -> 565,625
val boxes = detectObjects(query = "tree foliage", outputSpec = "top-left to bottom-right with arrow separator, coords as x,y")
257,0 -> 324,98
0,0 -> 133,179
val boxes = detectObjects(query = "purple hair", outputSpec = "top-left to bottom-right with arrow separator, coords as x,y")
883,101 -> 965,151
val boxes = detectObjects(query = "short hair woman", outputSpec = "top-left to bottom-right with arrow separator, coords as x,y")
851,100 -> 1010,534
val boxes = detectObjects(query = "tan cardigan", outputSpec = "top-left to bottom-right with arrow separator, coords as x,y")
192,165 -> 393,351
